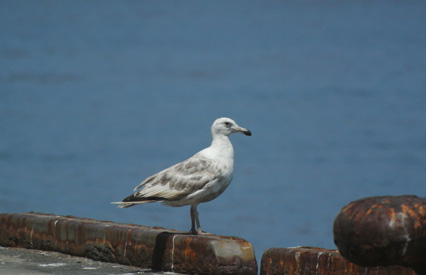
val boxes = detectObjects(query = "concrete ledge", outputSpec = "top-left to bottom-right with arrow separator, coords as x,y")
260,247 -> 417,275
0,212 -> 257,275
0,245 -> 148,275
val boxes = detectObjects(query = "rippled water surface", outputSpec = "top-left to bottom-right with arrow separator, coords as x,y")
1,1 -> 426,261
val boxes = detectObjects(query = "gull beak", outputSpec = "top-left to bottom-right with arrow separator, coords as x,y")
236,126 -> 252,136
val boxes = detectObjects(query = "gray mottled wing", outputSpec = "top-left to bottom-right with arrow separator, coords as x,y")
131,157 -> 218,201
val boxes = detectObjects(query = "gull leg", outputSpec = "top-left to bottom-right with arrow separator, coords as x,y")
190,205 -> 197,234
193,205 -> 202,234
190,205 -> 212,235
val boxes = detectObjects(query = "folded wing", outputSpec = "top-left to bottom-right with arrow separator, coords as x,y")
115,157 -> 218,207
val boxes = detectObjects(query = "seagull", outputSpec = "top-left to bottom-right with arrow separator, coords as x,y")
112,117 -> 251,235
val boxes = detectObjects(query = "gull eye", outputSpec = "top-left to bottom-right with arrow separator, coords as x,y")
224,121 -> 231,127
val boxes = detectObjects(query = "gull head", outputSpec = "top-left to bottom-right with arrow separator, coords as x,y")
211,117 -> 252,137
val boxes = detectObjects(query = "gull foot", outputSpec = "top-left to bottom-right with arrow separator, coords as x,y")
189,229 -> 214,236
197,231 -> 214,236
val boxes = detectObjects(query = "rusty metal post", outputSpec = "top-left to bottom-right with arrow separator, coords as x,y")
260,247 -> 417,275
333,195 -> 426,272
0,212 -> 257,275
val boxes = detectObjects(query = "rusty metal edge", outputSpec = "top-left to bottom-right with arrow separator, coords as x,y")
0,212 -> 257,275
260,247 -> 418,275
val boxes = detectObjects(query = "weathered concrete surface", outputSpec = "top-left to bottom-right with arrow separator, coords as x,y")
0,245 -> 159,275
260,247 -> 417,275
334,195 -> 426,271
0,212 -> 257,275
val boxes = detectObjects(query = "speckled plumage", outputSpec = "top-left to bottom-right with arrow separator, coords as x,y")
112,117 -> 251,234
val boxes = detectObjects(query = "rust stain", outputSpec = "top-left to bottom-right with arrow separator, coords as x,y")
334,195 -> 426,269
261,247 -> 417,275
0,213 -> 257,275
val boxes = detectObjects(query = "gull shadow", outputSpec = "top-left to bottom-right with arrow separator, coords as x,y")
152,231 -> 174,271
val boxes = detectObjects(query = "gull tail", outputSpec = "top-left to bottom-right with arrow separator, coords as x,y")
111,201 -> 151,208
111,193 -> 166,208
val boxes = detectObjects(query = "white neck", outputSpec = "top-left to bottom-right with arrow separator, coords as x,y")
209,134 -> 234,159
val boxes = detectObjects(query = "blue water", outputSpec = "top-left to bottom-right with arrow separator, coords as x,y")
1,1 -> 426,263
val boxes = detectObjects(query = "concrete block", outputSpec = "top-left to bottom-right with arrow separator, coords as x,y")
0,212 -> 257,275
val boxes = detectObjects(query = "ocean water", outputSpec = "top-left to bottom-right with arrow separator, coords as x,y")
1,1 -> 426,263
